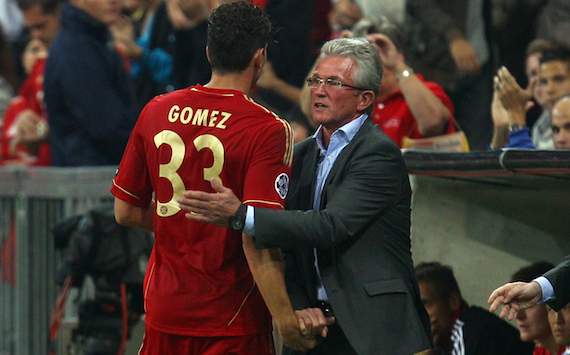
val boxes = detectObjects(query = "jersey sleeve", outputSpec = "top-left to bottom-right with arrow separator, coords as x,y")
242,117 -> 293,210
110,104 -> 153,208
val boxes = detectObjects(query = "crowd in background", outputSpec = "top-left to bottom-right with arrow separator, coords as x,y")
0,0 -> 569,166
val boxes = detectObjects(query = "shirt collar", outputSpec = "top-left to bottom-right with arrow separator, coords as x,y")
312,114 -> 368,152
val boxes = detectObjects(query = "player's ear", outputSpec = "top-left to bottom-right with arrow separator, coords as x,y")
252,46 -> 267,71
205,46 -> 211,65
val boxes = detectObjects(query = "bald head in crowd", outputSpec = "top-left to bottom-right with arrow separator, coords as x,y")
552,96 -> 570,149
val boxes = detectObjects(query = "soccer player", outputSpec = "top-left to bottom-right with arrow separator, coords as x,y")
111,2 -> 315,353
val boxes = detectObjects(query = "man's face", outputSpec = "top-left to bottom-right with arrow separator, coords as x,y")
75,0 -> 121,25
548,304 -> 570,345
538,60 -> 570,110
310,56 -> 368,131
514,304 -> 551,342
22,5 -> 59,45
552,98 -> 570,149
419,281 -> 455,348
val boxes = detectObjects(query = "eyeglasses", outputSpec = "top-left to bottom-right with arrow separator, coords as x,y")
306,76 -> 367,91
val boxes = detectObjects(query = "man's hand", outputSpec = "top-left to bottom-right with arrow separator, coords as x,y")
296,308 -> 335,338
449,38 -> 480,74
495,67 -> 531,126
178,177 -> 241,227
366,33 -> 405,72
488,281 -> 542,320
277,314 -> 318,351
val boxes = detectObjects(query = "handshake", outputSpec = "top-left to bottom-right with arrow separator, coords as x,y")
277,307 -> 336,351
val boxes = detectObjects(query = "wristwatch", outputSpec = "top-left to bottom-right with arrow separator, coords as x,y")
396,66 -> 414,81
508,123 -> 527,132
229,204 -> 247,231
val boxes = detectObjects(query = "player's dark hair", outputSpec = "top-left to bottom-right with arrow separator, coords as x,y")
511,261 -> 554,283
540,48 -> 570,69
415,262 -> 463,302
16,0 -> 60,14
207,1 -> 271,73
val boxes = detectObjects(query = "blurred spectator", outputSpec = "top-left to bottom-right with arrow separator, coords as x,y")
511,262 -> 563,355
0,0 -> 24,42
0,29 -> 14,126
495,50 -> 570,149
415,262 -> 533,355
329,0 -> 362,37
536,0 -> 570,51
352,18 -> 457,148
166,0 -> 211,88
490,40 -> 554,149
492,0 -> 546,88
548,304 -> 570,354
406,0 -> 494,150
0,0 -> 61,166
255,0 -> 317,116
113,0 -> 177,109
44,0 -> 137,166
551,96 -> 570,150
354,0 -> 405,26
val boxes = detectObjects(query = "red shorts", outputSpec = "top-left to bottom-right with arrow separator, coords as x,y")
138,324 -> 274,355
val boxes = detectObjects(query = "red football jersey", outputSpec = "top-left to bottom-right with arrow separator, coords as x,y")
111,85 -> 293,336
371,75 -> 457,147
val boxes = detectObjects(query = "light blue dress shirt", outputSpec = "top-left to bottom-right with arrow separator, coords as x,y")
244,114 -> 368,301
534,276 -> 554,303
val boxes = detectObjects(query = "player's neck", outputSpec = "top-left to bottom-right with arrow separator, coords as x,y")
206,71 -> 255,95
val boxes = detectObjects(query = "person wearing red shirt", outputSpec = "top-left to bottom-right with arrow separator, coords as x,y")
354,19 -> 457,147
112,3 -> 316,354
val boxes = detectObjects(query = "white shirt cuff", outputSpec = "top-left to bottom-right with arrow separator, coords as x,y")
243,205 -> 255,236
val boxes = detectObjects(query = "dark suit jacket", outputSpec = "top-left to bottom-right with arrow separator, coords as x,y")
545,259 -> 570,311
253,119 -> 431,355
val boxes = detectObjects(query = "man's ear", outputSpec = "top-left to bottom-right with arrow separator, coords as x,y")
252,47 -> 267,70
356,90 -> 376,112
205,46 -> 211,65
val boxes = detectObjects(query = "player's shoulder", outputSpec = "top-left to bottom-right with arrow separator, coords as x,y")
239,95 -> 291,129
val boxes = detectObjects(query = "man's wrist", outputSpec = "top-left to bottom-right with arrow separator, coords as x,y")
229,203 -> 247,231
396,65 -> 414,81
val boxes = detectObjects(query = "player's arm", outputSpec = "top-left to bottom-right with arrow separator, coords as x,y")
114,197 -> 153,231
241,234 -> 316,351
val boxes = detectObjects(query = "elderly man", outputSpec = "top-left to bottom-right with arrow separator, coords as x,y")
179,37 -> 432,355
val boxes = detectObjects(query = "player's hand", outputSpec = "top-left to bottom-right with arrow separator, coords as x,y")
277,314 -> 318,351
488,281 -> 542,320
296,308 -> 335,338
179,177 -> 242,227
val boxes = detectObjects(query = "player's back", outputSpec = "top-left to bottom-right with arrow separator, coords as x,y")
123,85 -> 292,336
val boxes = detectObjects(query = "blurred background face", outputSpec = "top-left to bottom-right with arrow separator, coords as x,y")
538,60 -> 570,110
418,281 -> 455,348
526,52 -> 546,106
22,5 -> 59,45
552,98 -> 570,149
515,304 -> 552,342
74,0 -> 122,25
548,305 -> 570,345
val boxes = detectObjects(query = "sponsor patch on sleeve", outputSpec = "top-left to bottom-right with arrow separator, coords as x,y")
275,173 -> 289,199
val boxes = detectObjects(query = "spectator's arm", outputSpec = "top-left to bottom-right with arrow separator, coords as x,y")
397,66 -> 451,136
368,33 -> 450,136
257,62 -> 301,104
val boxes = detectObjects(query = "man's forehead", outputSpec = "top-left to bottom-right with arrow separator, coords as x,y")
540,60 -> 570,75
314,56 -> 355,76
553,99 -> 570,119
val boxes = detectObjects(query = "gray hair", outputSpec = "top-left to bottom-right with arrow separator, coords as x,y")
319,37 -> 382,96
